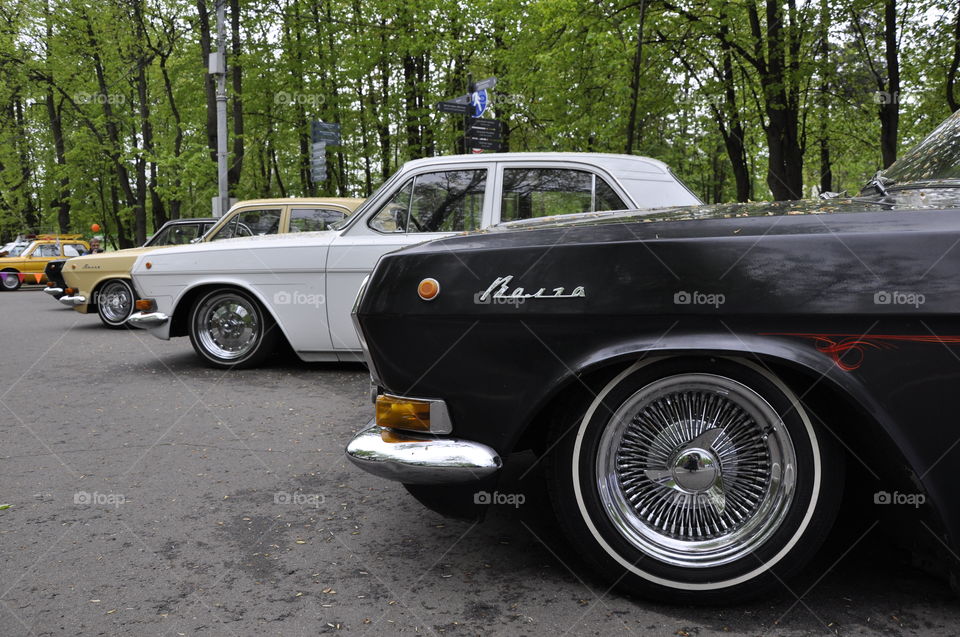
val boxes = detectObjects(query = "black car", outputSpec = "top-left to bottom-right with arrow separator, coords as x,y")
347,110 -> 960,603
43,217 -> 217,299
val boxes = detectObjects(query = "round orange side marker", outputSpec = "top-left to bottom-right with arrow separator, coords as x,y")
145,262 -> 152,269
417,278 -> 440,301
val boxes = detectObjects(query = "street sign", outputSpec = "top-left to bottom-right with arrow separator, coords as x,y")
474,77 -> 497,91
311,121 -> 341,146
310,120 -> 340,146
463,136 -> 503,151
311,140 -> 327,182
467,118 -> 505,131
471,90 -> 488,117
437,100 -> 471,114
466,126 -> 502,141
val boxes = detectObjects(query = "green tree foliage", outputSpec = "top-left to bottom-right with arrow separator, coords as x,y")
0,0 -> 955,243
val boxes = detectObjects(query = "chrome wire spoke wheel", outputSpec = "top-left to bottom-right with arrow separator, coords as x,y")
99,280 -> 133,324
596,373 -> 797,568
195,293 -> 261,361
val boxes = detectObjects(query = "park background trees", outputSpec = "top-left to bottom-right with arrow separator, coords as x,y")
0,0 -> 958,245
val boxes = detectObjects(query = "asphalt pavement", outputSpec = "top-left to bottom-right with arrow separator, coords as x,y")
1,288 -> 958,636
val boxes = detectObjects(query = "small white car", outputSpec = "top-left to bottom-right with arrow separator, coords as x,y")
127,153 -> 702,368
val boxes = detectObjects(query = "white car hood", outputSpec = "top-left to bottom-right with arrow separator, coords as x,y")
131,230 -> 342,273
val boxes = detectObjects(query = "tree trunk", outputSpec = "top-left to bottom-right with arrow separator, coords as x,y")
377,25 -> 391,180
817,0 -> 832,193
43,7 -> 70,233
948,3 -> 960,112
197,0 -> 218,163
85,14 -> 137,247
45,93 -> 71,232
718,24 -> 750,202
159,54 -> 183,219
228,0 -> 244,189
752,0 -> 804,200
879,0 -> 900,168
13,98 -> 38,230
625,1 -> 647,155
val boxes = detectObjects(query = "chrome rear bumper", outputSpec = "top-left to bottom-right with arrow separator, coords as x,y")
345,422 -> 502,484
126,311 -> 170,329
44,286 -> 63,296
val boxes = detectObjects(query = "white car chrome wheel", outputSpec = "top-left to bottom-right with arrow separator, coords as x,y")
188,288 -> 279,368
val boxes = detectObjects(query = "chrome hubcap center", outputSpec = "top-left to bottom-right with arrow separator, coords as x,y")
671,447 -> 719,493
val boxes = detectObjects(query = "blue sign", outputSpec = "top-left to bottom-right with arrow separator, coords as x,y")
471,90 -> 488,117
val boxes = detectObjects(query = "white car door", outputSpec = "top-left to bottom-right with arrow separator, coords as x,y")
326,165 -> 494,353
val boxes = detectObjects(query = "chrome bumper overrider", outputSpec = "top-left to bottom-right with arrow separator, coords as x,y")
345,422 -> 502,484
126,311 -> 170,329
59,294 -> 86,306
44,286 -> 63,296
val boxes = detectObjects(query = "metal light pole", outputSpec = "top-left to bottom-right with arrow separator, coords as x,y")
209,0 -> 229,217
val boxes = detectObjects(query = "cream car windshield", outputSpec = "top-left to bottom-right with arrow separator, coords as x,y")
147,223 -> 207,246
210,209 -> 283,240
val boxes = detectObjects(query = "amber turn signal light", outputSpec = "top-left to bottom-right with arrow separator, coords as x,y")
375,395 -> 431,431
417,278 -> 440,301
134,299 -> 155,312
144,262 -> 152,269
64,288 -> 76,295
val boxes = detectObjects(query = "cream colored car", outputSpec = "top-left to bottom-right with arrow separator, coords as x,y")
59,198 -> 363,328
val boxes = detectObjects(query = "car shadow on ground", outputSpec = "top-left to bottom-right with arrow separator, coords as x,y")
483,454 -> 960,635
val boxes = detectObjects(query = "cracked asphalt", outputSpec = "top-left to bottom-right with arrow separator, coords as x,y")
1,289 -> 959,636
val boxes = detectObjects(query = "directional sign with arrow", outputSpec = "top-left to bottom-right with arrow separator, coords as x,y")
467,118 -> 506,131
437,100 -> 471,114
474,77 -> 497,91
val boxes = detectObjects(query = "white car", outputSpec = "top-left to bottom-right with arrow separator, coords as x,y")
127,153 -> 702,368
